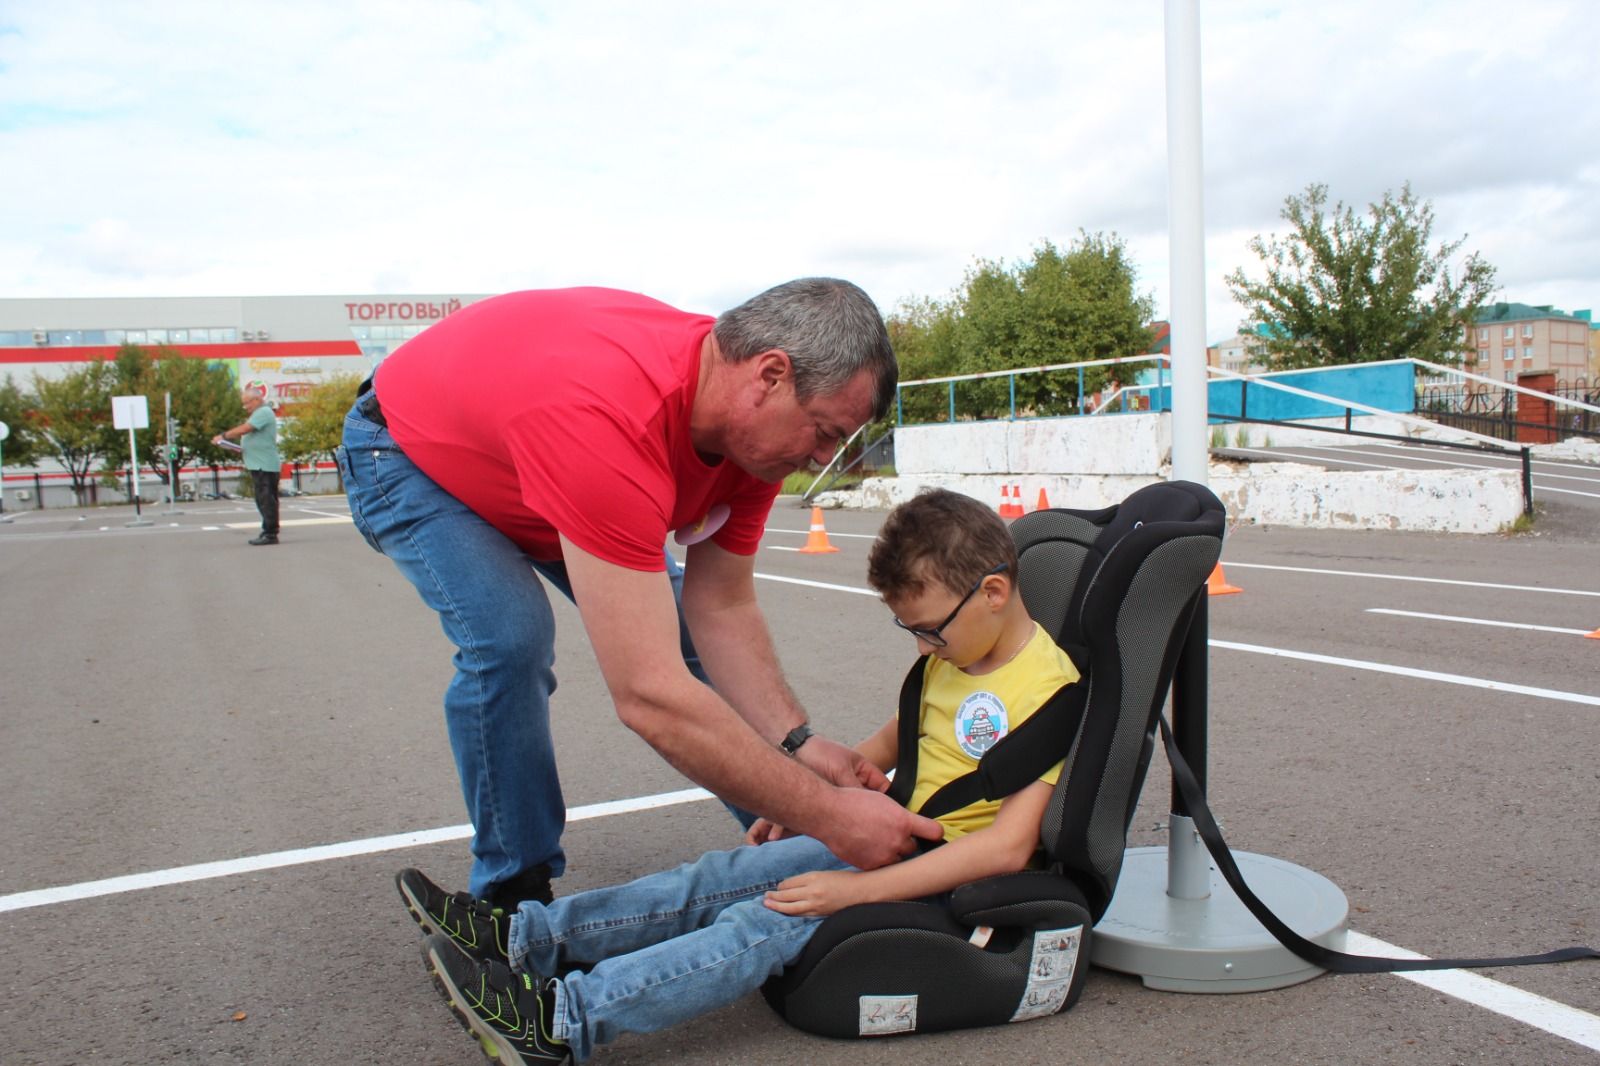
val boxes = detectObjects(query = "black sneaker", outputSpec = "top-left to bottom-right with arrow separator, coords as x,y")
422,934 -> 569,1064
247,533 -> 278,545
396,868 -> 509,963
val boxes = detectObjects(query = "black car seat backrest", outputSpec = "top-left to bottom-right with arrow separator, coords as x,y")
1012,480 -> 1224,919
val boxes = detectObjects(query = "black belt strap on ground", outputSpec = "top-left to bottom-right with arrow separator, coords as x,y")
1157,714 -> 1600,973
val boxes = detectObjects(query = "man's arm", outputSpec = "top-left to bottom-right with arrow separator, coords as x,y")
559,535 -> 942,869
762,778 -> 1054,916
213,419 -> 252,442
679,538 -> 888,791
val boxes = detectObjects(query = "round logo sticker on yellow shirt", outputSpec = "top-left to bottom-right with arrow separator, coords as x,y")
954,691 -> 1009,759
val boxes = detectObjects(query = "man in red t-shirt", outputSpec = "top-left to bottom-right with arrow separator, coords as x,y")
338,278 -> 943,909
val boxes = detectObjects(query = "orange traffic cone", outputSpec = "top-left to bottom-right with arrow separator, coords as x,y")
797,507 -> 840,553
1011,484 -> 1025,516
1585,627 -> 1599,640
997,485 -> 1018,519
1206,563 -> 1243,596
1036,487 -> 1051,511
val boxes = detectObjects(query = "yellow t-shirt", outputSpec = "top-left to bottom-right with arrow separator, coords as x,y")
907,622 -> 1081,841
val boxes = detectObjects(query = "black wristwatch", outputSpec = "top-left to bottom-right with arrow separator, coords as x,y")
779,723 -> 814,757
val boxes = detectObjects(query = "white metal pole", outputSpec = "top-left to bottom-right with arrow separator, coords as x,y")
1166,0 -> 1209,486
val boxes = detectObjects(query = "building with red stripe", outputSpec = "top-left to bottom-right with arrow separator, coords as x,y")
0,293 -> 490,401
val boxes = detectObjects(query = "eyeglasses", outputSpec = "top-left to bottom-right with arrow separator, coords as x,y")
891,563 -> 1008,647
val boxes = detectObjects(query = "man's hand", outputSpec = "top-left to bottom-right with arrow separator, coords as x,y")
795,735 -> 890,792
818,787 -> 944,870
744,817 -> 793,845
764,869 -> 866,917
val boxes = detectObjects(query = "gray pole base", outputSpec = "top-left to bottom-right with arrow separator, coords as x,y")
125,517 -> 154,527
1092,845 -> 1349,993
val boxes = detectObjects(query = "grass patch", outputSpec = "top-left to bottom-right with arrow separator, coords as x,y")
1498,510 -> 1537,535
780,466 -> 895,496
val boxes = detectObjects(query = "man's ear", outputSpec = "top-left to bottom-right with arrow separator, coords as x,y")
982,572 -> 1013,609
752,349 -> 793,396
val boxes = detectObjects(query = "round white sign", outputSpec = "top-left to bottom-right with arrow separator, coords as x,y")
0,419 -> 9,441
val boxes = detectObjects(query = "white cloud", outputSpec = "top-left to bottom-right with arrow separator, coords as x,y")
1,1 -> 1596,342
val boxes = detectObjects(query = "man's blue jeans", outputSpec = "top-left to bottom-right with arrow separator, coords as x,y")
336,399 -> 725,897
510,836 -> 851,1062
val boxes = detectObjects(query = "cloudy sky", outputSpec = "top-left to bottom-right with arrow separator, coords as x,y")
2,1 -> 1596,344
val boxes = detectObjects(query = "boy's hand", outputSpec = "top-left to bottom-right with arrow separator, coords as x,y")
763,870 -> 865,917
744,818 -> 793,845
796,735 -> 890,792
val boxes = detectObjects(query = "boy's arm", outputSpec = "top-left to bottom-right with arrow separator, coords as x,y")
763,777 -> 1054,916
853,718 -> 898,774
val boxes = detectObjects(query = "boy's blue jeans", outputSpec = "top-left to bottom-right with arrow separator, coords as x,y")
336,399 -> 734,898
510,836 -> 852,1062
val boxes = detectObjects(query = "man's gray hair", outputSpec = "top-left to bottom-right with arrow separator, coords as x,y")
714,278 -> 898,420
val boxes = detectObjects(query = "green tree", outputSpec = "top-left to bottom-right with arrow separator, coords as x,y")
0,375 -> 43,468
278,373 -> 361,489
30,362 -> 118,504
1225,182 -> 1498,369
889,233 -> 1155,422
100,342 -> 246,483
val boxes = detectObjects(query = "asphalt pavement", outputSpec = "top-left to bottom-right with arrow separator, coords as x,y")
1,492 -> 1596,1065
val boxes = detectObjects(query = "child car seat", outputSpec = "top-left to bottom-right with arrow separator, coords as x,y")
762,480 -> 1227,1038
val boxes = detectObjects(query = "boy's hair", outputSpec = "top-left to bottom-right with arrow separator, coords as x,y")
868,488 -> 1020,601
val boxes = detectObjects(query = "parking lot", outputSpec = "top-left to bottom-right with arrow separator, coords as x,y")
1,493 -> 1597,1065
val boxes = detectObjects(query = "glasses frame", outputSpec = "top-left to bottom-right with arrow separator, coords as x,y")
891,563 -> 1009,647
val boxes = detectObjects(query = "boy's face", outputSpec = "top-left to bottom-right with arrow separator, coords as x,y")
884,567 -> 1008,670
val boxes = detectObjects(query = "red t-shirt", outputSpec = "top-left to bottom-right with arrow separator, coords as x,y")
373,288 -> 781,571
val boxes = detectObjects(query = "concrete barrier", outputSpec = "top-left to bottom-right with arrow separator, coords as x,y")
824,414 -> 1526,533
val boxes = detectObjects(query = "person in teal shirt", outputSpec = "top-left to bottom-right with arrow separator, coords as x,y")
213,381 -> 280,545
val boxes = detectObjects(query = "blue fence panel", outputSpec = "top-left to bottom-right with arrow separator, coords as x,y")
1147,362 -> 1417,421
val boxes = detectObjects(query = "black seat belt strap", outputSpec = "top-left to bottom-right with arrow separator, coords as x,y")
1157,714 -> 1600,973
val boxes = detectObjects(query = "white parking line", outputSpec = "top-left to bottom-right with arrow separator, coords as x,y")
1345,932 -> 1600,1053
1211,639 -> 1600,707
1365,608 -> 1594,636
766,525 -> 876,539
1225,561 -> 1600,599
0,787 -> 714,915
223,516 -> 355,529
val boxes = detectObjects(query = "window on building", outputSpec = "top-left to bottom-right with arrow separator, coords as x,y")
1478,328 -> 1489,342
126,330 -> 146,344
1503,326 -> 1515,341
82,330 -> 106,344
1505,370 -> 1514,382
146,329 -> 167,344
1503,349 -> 1514,361
1522,324 -> 1534,338
105,329 -> 125,344
169,330 -> 188,343
0,332 -> 17,346
1524,346 -> 1534,359
215,328 -> 237,342
47,330 -> 82,345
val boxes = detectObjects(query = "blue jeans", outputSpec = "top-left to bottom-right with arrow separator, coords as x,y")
336,398 -> 732,897
510,836 -> 851,1062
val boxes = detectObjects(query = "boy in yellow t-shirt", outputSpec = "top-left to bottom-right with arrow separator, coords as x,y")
402,488 -> 1081,1064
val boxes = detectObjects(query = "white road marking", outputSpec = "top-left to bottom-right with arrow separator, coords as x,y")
754,572 -> 878,597
0,787 -> 713,914
765,525 -> 876,539
1345,932 -> 1600,1053
1365,608 -> 1594,636
224,516 -> 354,528
1224,561 -> 1600,599
1211,639 -> 1600,706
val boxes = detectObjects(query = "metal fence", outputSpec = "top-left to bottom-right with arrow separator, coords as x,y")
1415,383 -> 1600,442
